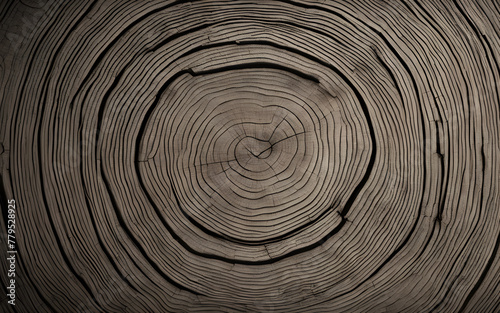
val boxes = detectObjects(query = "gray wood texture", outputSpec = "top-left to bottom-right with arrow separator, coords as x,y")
0,0 -> 499,312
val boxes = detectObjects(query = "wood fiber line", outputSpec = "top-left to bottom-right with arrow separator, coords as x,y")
0,0 -> 499,312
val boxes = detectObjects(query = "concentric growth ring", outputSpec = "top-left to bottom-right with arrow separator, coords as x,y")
136,43 -> 373,261
2,0 -> 499,312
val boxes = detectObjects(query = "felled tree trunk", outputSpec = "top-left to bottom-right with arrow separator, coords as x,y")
1,0 -> 499,312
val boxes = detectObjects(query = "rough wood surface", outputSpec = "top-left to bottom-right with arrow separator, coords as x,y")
1,0 -> 499,312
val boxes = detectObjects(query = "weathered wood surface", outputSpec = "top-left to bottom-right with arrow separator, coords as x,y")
0,0 -> 499,312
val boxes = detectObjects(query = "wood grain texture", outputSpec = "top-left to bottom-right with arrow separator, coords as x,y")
0,0 -> 499,312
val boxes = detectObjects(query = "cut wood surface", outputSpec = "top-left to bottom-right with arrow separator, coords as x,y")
0,0 -> 499,312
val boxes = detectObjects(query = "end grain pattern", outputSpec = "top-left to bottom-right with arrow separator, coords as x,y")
0,0 -> 499,312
